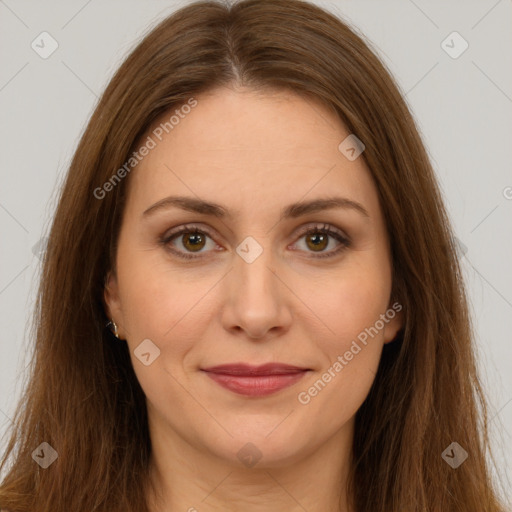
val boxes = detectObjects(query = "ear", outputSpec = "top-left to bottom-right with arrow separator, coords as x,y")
103,270 -> 125,338
383,301 -> 404,344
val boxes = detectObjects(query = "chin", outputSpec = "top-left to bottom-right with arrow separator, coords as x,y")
205,426 -> 312,469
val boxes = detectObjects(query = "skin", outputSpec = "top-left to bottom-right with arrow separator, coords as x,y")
104,85 -> 403,512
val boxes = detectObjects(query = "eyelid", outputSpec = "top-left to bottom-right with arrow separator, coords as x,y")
293,223 -> 349,242
288,223 -> 351,259
160,222 -> 351,260
161,223 -> 218,245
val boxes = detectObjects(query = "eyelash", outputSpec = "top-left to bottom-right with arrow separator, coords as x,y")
159,223 -> 351,261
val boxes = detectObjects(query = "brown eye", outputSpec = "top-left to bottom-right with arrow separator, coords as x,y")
181,232 -> 207,252
160,226 -> 217,260
160,223 -> 350,261
305,232 -> 329,252
294,224 -> 351,259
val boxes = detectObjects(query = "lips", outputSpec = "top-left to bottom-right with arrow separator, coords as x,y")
202,363 -> 310,375
201,363 -> 310,396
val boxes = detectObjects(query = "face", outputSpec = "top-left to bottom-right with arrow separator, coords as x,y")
104,86 -> 403,468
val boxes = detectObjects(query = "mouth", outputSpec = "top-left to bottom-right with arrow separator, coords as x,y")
200,363 -> 310,397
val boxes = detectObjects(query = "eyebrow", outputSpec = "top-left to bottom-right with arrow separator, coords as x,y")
142,195 -> 370,220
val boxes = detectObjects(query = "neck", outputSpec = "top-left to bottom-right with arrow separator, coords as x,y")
145,413 -> 355,512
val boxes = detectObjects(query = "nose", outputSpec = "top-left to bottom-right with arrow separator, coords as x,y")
220,240 -> 293,340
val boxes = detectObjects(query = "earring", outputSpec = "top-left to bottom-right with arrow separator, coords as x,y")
106,319 -> 120,339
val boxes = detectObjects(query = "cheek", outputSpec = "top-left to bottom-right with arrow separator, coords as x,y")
115,247 -> 174,334
115,256 -> 202,398
308,262 -> 391,345
116,249 -> 216,358
296,273 -> 388,417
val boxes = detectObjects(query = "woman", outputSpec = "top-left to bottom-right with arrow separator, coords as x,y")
0,0 -> 506,510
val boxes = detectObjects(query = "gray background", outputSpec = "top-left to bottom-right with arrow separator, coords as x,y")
1,0 -> 511,504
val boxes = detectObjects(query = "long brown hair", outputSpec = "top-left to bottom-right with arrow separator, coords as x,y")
0,0 -> 506,510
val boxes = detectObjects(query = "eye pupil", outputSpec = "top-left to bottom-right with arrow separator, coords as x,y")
306,233 -> 328,251
183,233 -> 206,252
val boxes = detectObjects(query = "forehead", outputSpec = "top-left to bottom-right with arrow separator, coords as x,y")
124,86 -> 380,222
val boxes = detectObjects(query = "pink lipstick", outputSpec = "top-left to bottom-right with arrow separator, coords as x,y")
201,363 -> 309,397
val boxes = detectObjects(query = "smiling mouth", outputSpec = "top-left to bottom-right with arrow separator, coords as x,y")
200,363 -> 310,397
